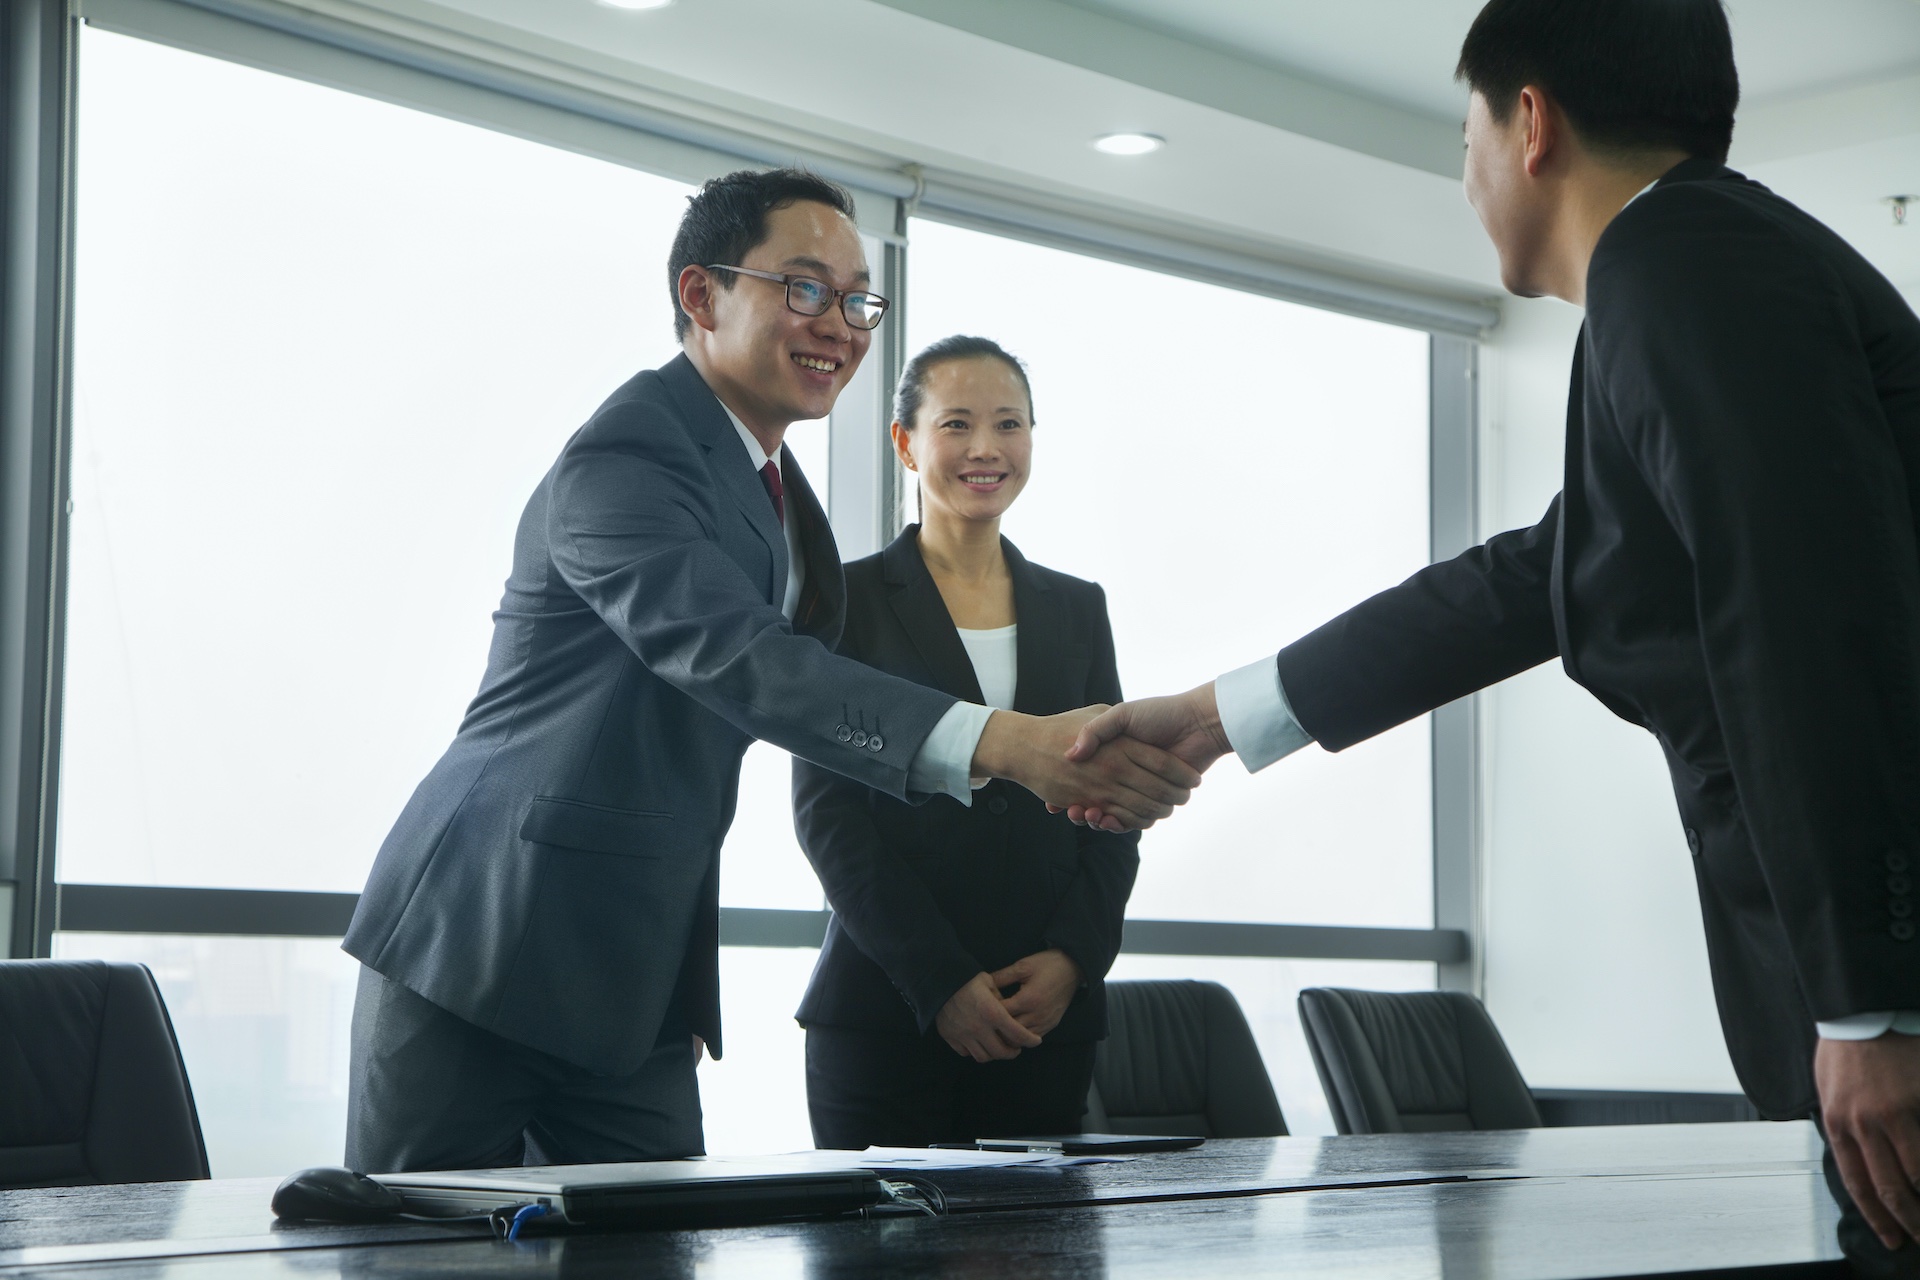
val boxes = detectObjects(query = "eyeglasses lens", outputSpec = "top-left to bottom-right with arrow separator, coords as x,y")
785,277 -> 831,316
843,294 -> 887,330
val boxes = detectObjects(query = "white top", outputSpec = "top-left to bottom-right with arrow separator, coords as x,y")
957,624 -> 1019,712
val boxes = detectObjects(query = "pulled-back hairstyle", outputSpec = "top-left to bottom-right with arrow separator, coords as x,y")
1456,0 -> 1739,164
667,168 -> 858,340
893,335 -> 1035,430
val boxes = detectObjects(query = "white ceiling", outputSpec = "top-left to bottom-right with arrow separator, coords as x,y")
342,0 -> 1920,300
1062,0 -> 1920,119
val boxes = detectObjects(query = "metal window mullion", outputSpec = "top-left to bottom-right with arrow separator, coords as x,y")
51,883 -> 1467,963
825,227 -> 907,561
1,0 -> 77,958
1429,334 -> 1482,994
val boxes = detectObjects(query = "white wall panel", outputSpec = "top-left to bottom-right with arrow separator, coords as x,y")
1474,296 -> 1739,1094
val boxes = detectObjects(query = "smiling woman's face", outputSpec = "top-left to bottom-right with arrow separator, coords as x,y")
895,356 -> 1034,526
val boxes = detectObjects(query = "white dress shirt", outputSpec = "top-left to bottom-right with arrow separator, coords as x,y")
720,403 -> 990,804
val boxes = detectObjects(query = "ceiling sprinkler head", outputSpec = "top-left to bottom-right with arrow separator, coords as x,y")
1888,195 -> 1917,226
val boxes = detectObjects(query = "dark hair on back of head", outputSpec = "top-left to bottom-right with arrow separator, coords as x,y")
893,335 -> 1035,431
667,168 -> 858,340
1456,0 -> 1739,164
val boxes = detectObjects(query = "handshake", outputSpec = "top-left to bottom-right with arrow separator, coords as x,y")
972,682 -> 1230,832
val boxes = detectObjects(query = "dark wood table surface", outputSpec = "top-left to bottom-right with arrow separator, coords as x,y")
0,1123 -> 1845,1278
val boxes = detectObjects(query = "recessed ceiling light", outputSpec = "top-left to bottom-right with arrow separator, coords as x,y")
599,0 -> 672,10
1092,132 -> 1164,156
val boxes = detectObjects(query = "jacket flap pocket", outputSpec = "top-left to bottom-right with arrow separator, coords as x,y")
520,796 -> 673,857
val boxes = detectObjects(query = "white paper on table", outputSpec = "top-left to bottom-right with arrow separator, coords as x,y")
710,1148 -> 1129,1172
856,1146 -> 1130,1169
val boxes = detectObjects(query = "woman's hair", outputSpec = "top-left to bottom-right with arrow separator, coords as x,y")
892,335 -> 1034,431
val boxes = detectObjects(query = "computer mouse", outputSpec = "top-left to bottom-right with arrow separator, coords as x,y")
271,1166 -> 406,1222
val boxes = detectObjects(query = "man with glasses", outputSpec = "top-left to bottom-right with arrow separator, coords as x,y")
341,168 -> 1200,1173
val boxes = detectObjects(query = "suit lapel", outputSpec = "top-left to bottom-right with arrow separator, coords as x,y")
783,449 -> 843,645
1006,540 -> 1066,714
883,529 -> 987,704
660,355 -> 786,599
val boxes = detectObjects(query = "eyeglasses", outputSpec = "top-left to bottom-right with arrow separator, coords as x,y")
704,264 -> 891,331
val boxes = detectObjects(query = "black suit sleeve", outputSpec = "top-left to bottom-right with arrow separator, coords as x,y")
792,760 -> 983,1036
1587,191 -> 1920,1019
1042,586 -> 1141,982
1274,502 -> 1563,751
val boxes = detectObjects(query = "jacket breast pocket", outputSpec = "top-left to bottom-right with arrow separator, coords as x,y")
520,795 -> 675,857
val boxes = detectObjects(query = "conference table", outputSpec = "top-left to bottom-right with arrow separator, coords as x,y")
0,1122 -> 1847,1277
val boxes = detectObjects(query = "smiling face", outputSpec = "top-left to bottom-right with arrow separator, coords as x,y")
893,356 -> 1034,527
680,199 -> 873,429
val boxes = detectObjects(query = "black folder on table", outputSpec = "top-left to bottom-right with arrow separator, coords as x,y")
373,1158 -> 885,1228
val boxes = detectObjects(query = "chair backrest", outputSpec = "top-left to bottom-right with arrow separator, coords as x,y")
0,959 -> 210,1187
1296,987 -> 1541,1135
1086,980 -> 1286,1138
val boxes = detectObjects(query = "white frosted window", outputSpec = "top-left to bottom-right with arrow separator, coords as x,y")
906,220 -> 1433,928
59,28 -> 825,911
51,932 -> 823,1172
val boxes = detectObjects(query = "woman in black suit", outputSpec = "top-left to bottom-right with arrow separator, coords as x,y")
792,335 -> 1139,1149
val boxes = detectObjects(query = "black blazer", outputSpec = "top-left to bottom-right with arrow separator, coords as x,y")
792,529 -> 1140,1043
344,355 -> 957,1076
1269,160 -> 1920,1120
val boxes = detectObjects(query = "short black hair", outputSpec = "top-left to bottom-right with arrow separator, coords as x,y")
667,168 -> 858,340
1456,0 -> 1739,164
893,335 -> 1035,430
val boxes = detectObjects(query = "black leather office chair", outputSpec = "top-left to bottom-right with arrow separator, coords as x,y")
0,959 -> 210,1187
1297,987 -> 1541,1134
1084,980 -> 1287,1138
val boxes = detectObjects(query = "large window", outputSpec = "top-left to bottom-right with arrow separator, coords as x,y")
906,219 -> 1434,930
57,27 -> 826,1173
906,220 -> 1438,1119
61,29 -> 828,905
49,23 -> 1446,1176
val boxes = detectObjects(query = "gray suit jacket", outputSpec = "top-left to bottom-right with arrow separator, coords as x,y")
343,354 -> 957,1075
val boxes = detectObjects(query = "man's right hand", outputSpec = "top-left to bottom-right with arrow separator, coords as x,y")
972,706 -> 1200,832
936,972 -> 1044,1062
1817,1031 -> 1920,1250
1056,684 -> 1233,829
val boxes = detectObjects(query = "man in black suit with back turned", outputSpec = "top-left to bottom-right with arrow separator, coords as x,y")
341,169 -> 1198,1175
1070,1 -> 1920,1271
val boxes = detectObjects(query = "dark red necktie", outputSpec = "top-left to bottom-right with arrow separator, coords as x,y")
759,459 -> 785,526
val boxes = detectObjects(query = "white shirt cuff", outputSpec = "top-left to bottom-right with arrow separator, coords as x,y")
1816,1011 -> 1920,1040
1214,656 -> 1314,773
906,701 -> 994,806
